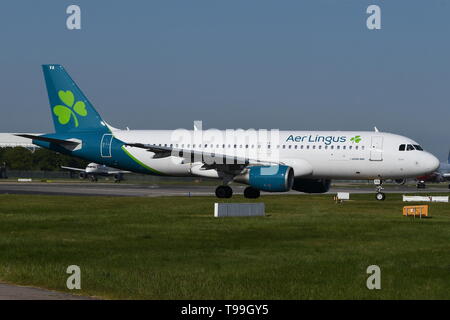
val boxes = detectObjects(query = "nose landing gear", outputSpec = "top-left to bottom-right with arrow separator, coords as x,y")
374,179 -> 385,201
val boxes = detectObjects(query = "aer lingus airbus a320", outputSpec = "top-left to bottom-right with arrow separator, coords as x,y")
18,65 -> 439,200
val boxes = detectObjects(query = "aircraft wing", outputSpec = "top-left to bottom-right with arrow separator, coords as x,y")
106,169 -> 131,174
123,142 -> 276,167
61,166 -> 85,172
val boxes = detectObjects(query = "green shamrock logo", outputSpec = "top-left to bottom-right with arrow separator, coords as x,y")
350,135 -> 362,143
53,90 -> 87,127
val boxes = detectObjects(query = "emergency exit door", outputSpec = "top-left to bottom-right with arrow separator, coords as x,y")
370,136 -> 383,161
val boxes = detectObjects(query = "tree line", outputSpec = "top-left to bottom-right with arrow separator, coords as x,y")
0,147 -> 89,171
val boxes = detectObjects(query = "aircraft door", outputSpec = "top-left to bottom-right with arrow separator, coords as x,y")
101,134 -> 113,158
370,136 -> 383,161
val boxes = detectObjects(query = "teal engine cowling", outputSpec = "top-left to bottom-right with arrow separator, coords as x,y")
246,165 -> 294,192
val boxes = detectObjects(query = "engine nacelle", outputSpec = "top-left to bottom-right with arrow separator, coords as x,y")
237,165 -> 294,192
79,172 -> 87,179
292,178 -> 331,193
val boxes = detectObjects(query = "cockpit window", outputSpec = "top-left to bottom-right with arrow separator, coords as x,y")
400,144 -> 423,151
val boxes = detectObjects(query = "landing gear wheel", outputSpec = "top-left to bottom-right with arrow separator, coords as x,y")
215,185 -> 233,198
244,187 -> 261,199
375,192 -> 385,201
417,182 -> 426,189
89,175 -> 98,182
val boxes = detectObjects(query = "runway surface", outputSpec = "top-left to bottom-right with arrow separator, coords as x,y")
0,282 -> 94,300
0,181 -> 447,197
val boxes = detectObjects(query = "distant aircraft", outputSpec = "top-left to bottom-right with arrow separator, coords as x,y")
61,163 -> 129,182
18,64 -> 440,200
416,153 -> 450,188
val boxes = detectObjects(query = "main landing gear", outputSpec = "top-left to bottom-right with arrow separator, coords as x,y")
374,179 -> 385,201
214,185 -> 262,199
215,185 -> 233,198
416,181 -> 426,189
244,187 -> 260,199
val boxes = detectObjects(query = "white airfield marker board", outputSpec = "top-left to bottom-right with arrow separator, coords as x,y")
214,203 -> 265,217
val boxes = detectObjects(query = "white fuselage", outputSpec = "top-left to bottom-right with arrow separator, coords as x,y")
112,130 -> 439,180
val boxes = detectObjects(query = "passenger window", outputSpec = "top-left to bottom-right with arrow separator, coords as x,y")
337,146 -> 340,150
288,145 -> 291,149
330,146 -> 334,150
355,146 -> 358,150
343,146 -> 346,150
307,145 -> 310,149
399,144 -> 405,151
349,146 -> 352,150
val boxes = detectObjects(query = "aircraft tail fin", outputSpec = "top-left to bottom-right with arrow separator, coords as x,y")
42,65 -> 109,134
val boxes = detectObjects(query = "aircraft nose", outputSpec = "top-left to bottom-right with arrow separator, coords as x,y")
425,152 -> 440,173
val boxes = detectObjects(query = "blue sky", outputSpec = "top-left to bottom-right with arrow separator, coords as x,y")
0,0 -> 449,159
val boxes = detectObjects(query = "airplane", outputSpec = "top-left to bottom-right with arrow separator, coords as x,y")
416,156 -> 450,189
17,65 -> 440,200
61,162 -> 129,182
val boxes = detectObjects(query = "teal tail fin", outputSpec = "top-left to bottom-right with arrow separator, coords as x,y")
42,64 -> 109,134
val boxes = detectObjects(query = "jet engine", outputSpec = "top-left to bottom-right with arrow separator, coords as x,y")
235,165 -> 294,192
79,172 -> 87,179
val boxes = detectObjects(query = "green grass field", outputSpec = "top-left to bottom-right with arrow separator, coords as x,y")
0,193 -> 449,300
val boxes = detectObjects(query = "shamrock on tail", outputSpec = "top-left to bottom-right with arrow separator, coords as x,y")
53,90 -> 87,127
350,135 -> 362,143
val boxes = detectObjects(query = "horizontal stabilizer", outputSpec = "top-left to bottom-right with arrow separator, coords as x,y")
15,134 -> 80,150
